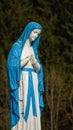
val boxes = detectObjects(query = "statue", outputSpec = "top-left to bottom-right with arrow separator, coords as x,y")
7,22 -> 44,130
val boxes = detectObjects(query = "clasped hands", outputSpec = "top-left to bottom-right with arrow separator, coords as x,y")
26,54 -> 37,65
21,54 -> 37,67
21,54 -> 40,72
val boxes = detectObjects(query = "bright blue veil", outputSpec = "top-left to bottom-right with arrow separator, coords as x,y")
7,22 -> 44,128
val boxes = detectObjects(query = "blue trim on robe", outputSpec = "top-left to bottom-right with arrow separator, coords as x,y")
21,68 -> 37,121
7,22 -> 44,129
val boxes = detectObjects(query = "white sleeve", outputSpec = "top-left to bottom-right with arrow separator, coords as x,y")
33,62 -> 40,72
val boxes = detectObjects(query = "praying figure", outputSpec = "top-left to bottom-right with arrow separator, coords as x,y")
7,22 -> 44,130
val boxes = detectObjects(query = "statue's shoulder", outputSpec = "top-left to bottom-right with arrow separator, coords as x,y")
7,41 -> 21,60
12,41 -> 21,49
11,41 -> 22,53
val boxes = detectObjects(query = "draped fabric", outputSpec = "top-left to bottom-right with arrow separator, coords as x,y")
12,68 -> 41,130
7,22 -> 44,129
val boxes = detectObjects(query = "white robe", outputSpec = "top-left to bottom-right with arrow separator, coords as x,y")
12,44 -> 41,130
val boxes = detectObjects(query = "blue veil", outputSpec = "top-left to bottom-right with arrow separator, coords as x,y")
7,22 -> 44,128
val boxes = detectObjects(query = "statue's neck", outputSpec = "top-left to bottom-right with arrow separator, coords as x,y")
25,39 -> 31,47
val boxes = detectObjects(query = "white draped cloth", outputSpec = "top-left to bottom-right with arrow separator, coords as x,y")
12,43 -> 41,130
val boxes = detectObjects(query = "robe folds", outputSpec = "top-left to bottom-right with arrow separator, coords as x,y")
7,22 -> 44,129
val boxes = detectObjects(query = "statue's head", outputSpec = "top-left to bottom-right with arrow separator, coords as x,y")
17,22 -> 42,49
29,28 -> 41,43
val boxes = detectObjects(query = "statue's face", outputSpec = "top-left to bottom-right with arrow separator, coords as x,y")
29,29 -> 41,42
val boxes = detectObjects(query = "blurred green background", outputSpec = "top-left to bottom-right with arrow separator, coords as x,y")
0,0 -> 73,130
